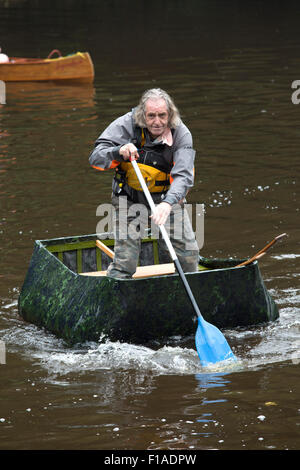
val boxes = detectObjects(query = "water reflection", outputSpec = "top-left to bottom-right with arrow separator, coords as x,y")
5,80 -> 95,99
195,372 -> 231,390
0,81 -> 97,168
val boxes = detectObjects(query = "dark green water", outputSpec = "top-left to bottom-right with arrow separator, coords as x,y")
0,0 -> 299,451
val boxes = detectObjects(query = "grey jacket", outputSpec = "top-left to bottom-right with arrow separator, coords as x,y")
89,110 -> 196,206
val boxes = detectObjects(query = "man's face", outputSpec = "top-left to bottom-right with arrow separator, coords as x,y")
144,98 -> 169,138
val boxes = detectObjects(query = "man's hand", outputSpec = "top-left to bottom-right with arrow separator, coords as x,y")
151,202 -> 172,226
119,143 -> 139,161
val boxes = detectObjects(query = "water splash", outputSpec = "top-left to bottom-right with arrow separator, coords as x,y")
1,277 -> 299,378
34,341 -> 203,376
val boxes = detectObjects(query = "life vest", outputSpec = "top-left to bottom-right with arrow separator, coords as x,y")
115,127 -> 173,194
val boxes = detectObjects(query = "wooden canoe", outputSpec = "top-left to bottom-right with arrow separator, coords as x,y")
18,233 -> 279,345
0,51 -> 94,83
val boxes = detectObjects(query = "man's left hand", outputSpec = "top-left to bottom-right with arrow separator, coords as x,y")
151,202 -> 172,226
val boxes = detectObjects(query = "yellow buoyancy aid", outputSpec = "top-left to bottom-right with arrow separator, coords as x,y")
119,162 -> 170,192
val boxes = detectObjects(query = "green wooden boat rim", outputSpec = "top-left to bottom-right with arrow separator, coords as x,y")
36,233 -> 249,278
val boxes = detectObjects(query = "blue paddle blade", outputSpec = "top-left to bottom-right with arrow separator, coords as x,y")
195,316 -> 237,368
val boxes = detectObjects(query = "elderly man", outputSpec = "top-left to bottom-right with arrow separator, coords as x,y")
89,88 -> 199,279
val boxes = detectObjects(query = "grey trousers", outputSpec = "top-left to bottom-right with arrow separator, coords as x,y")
106,195 -> 199,279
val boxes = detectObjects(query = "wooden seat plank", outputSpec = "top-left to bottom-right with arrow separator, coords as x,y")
80,263 -> 175,279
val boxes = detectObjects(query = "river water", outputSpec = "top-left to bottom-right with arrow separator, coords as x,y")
0,0 -> 299,452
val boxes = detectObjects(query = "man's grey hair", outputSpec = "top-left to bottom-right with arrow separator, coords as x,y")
134,88 -> 181,129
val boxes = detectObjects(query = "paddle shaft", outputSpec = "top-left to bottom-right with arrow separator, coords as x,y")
96,239 -> 114,259
255,232 -> 287,256
236,232 -> 287,267
235,251 -> 266,268
130,158 -> 202,319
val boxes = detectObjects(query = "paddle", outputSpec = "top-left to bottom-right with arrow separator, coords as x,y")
236,233 -> 287,268
96,239 -> 114,259
130,157 -> 237,367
